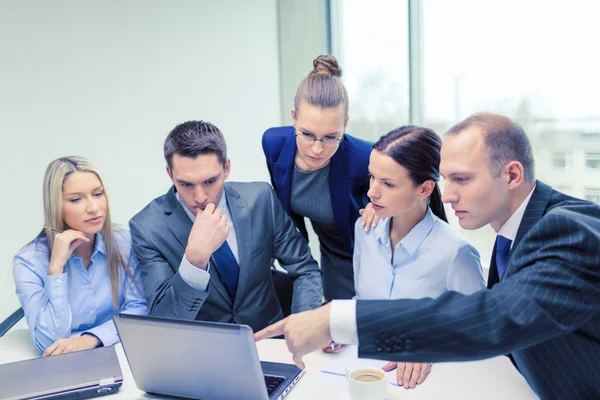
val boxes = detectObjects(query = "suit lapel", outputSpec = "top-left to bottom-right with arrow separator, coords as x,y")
272,133 -> 297,214
165,187 -> 193,251
226,185 -> 251,310
513,181 -> 552,250
329,138 -> 352,250
488,181 -> 552,286
487,242 -> 500,288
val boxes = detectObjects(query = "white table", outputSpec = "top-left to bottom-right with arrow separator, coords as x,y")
0,328 -> 538,399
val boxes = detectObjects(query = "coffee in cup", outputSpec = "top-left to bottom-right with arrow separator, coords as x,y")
346,367 -> 387,399
351,371 -> 385,383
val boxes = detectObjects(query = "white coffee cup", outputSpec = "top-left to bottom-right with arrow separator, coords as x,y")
345,367 -> 387,399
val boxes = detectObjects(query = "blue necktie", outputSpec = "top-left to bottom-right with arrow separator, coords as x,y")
495,235 -> 512,279
211,240 -> 239,300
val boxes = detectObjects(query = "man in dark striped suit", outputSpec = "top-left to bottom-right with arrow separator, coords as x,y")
256,113 -> 600,399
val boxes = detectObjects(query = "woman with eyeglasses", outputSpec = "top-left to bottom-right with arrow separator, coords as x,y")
262,55 -> 375,310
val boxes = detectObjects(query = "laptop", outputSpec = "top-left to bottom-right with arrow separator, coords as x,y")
113,313 -> 304,400
0,346 -> 123,399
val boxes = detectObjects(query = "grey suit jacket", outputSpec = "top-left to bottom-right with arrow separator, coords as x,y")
354,181 -> 600,400
129,182 -> 323,332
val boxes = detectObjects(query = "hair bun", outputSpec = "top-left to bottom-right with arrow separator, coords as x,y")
311,55 -> 342,78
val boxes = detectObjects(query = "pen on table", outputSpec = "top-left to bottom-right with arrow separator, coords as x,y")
43,226 -> 63,234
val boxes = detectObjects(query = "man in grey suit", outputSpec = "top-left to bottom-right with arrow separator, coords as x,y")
130,120 -> 323,332
256,113 -> 600,399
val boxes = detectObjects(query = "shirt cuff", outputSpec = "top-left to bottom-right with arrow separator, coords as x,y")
178,256 -> 210,291
44,272 -> 69,320
81,320 -> 115,347
329,300 -> 358,345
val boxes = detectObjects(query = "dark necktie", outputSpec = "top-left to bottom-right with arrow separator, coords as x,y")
211,240 -> 239,300
495,235 -> 512,279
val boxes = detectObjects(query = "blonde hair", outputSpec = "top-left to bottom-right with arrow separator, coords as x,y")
42,156 -> 132,308
294,55 -> 349,121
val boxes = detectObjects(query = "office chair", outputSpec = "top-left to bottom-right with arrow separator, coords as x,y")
271,269 -> 293,318
0,308 -> 24,337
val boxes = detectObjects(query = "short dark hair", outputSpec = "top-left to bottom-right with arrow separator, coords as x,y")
446,113 -> 535,182
163,121 -> 227,168
373,125 -> 447,223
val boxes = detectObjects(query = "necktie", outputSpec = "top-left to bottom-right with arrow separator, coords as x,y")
495,235 -> 512,279
211,240 -> 239,300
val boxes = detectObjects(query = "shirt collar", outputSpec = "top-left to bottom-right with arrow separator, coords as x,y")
175,191 -> 229,223
497,184 -> 536,241
374,207 -> 437,256
71,232 -> 105,262
92,232 -> 106,258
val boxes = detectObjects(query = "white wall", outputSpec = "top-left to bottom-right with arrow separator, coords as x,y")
0,0 -> 282,320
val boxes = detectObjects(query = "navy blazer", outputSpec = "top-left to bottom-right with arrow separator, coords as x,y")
262,126 -> 372,252
355,181 -> 600,399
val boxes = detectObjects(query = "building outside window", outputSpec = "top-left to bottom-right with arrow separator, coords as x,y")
335,0 -> 600,268
585,152 -> 600,169
552,152 -> 572,169
584,188 -> 600,204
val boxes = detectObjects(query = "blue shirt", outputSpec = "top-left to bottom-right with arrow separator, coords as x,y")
13,228 -> 148,352
353,208 -> 485,300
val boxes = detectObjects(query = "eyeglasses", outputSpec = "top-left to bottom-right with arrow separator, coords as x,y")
295,132 -> 342,147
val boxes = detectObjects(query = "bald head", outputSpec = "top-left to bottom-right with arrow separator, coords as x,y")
446,113 -> 535,182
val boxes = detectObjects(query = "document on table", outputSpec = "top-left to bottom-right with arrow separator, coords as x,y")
320,345 -> 401,386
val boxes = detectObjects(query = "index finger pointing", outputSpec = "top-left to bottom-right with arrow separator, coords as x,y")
254,319 -> 285,341
293,353 -> 306,369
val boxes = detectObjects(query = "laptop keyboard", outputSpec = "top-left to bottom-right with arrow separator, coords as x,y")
264,375 -> 285,396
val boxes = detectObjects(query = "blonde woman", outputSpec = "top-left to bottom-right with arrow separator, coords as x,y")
13,156 -> 148,356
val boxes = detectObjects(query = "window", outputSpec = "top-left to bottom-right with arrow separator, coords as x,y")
421,0 -> 600,266
552,152 -> 572,169
584,188 -> 600,204
335,0 -> 600,267
338,0 -> 409,142
585,152 -> 600,169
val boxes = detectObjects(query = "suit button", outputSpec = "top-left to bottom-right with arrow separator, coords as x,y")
405,339 -> 413,351
394,339 -> 404,352
376,347 -> 383,352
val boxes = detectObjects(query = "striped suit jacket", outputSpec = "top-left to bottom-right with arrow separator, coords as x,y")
355,181 -> 600,399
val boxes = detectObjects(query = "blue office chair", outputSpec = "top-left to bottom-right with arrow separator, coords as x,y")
0,308 -> 24,337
